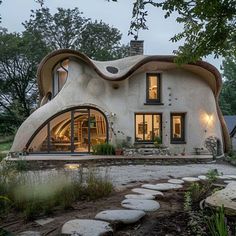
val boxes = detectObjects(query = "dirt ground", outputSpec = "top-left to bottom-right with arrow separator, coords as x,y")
0,179 -> 186,236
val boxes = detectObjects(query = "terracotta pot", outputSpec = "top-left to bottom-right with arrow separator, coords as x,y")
115,149 -> 123,155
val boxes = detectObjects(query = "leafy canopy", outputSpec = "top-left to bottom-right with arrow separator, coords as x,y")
219,56 -> 236,115
23,7 -> 129,60
109,0 -> 236,63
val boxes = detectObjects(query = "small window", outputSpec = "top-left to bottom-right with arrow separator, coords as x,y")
146,73 -> 161,103
52,59 -> 69,97
135,113 -> 162,142
171,113 -> 186,143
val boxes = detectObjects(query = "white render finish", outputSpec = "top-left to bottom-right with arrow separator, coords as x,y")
11,53 -> 225,154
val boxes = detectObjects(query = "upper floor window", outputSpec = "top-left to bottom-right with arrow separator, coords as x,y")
146,73 -> 161,104
53,59 -> 69,97
170,113 -> 186,144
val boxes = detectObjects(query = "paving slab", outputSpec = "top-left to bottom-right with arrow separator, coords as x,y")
217,175 -> 234,180
168,179 -> 184,184
61,219 -> 113,236
121,199 -> 160,212
142,183 -> 183,191
35,218 -> 54,226
95,209 -> 145,224
125,194 -> 155,200
132,188 -> 163,196
205,182 -> 236,216
198,175 -> 208,180
182,177 -> 200,182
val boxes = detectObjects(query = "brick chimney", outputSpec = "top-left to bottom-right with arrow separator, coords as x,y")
130,40 -> 144,56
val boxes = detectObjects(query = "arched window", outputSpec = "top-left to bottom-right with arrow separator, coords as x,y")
52,59 -> 69,96
27,107 -> 108,154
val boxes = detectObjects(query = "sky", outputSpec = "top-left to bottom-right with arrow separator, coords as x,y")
0,0 -> 222,70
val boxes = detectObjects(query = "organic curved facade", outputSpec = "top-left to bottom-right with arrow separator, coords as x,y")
10,49 -> 231,155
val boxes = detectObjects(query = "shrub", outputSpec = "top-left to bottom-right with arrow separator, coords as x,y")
14,159 -> 29,171
206,169 -> 219,182
84,169 -> 113,200
0,164 -> 113,219
92,143 -> 115,155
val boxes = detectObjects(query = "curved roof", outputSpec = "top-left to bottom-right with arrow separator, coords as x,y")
37,49 -> 222,97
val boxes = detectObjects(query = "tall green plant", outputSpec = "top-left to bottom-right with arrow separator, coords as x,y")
207,206 -> 228,236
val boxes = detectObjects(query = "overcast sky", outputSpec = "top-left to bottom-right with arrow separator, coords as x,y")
0,0 -> 222,70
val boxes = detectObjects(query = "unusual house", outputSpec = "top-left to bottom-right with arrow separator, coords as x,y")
10,41 -> 230,156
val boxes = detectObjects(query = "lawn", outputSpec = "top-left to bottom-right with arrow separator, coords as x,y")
0,138 -> 13,161
0,141 -> 12,152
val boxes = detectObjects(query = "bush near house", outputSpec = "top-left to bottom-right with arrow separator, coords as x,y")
92,143 -> 115,155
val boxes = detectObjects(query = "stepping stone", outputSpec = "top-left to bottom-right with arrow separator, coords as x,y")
121,199 -> 160,212
198,175 -> 208,180
61,219 -> 113,236
142,183 -> 183,191
132,188 -> 163,196
228,175 -> 236,179
182,177 -> 200,182
205,182 -> 236,216
224,180 -> 236,184
168,179 -> 184,184
218,175 -> 236,180
125,194 -> 155,200
95,209 -> 145,224
17,232 -> 41,236
35,217 -> 54,226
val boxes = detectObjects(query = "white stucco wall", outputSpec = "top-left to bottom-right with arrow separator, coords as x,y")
11,59 -> 223,154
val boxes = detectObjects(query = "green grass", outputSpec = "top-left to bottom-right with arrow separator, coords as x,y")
0,165 -> 113,220
0,141 -> 12,161
0,141 -> 12,152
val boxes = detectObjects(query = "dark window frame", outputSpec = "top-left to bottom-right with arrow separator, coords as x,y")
52,59 -> 69,97
135,113 -> 162,143
146,73 -> 161,104
26,106 -> 109,154
170,113 -> 186,144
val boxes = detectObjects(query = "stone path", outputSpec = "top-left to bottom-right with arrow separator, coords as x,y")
17,171 -> 236,236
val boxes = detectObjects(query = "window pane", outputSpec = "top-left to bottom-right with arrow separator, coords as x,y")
148,75 -> 159,100
73,110 -> 89,152
153,114 -> 161,138
135,115 -> 144,141
49,111 -> 71,152
144,114 -> 153,141
172,115 -> 182,139
90,109 -> 107,147
28,124 -> 48,153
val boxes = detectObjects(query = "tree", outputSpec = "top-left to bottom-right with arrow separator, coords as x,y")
23,7 -> 129,60
79,20 -> 129,60
220,56 -> 236,115
110,0 -> 236,63
0,30 -> 49,134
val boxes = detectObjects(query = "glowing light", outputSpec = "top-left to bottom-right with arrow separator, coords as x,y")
64,164 -> 80,170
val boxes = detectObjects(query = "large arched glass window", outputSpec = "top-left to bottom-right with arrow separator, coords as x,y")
53,59 -> 69,96
27,107 -> 108,154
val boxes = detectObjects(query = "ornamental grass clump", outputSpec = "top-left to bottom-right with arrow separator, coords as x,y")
0,163 -> 113,220
92,143 -> 115,155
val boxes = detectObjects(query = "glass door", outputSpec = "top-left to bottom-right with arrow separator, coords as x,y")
73,109 -> 89,153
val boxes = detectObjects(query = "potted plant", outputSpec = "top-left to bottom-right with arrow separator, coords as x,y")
154,136 -> 162,148
115,143 -> 123,155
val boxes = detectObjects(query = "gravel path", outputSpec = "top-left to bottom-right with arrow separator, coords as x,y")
97,163 -> 236,187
